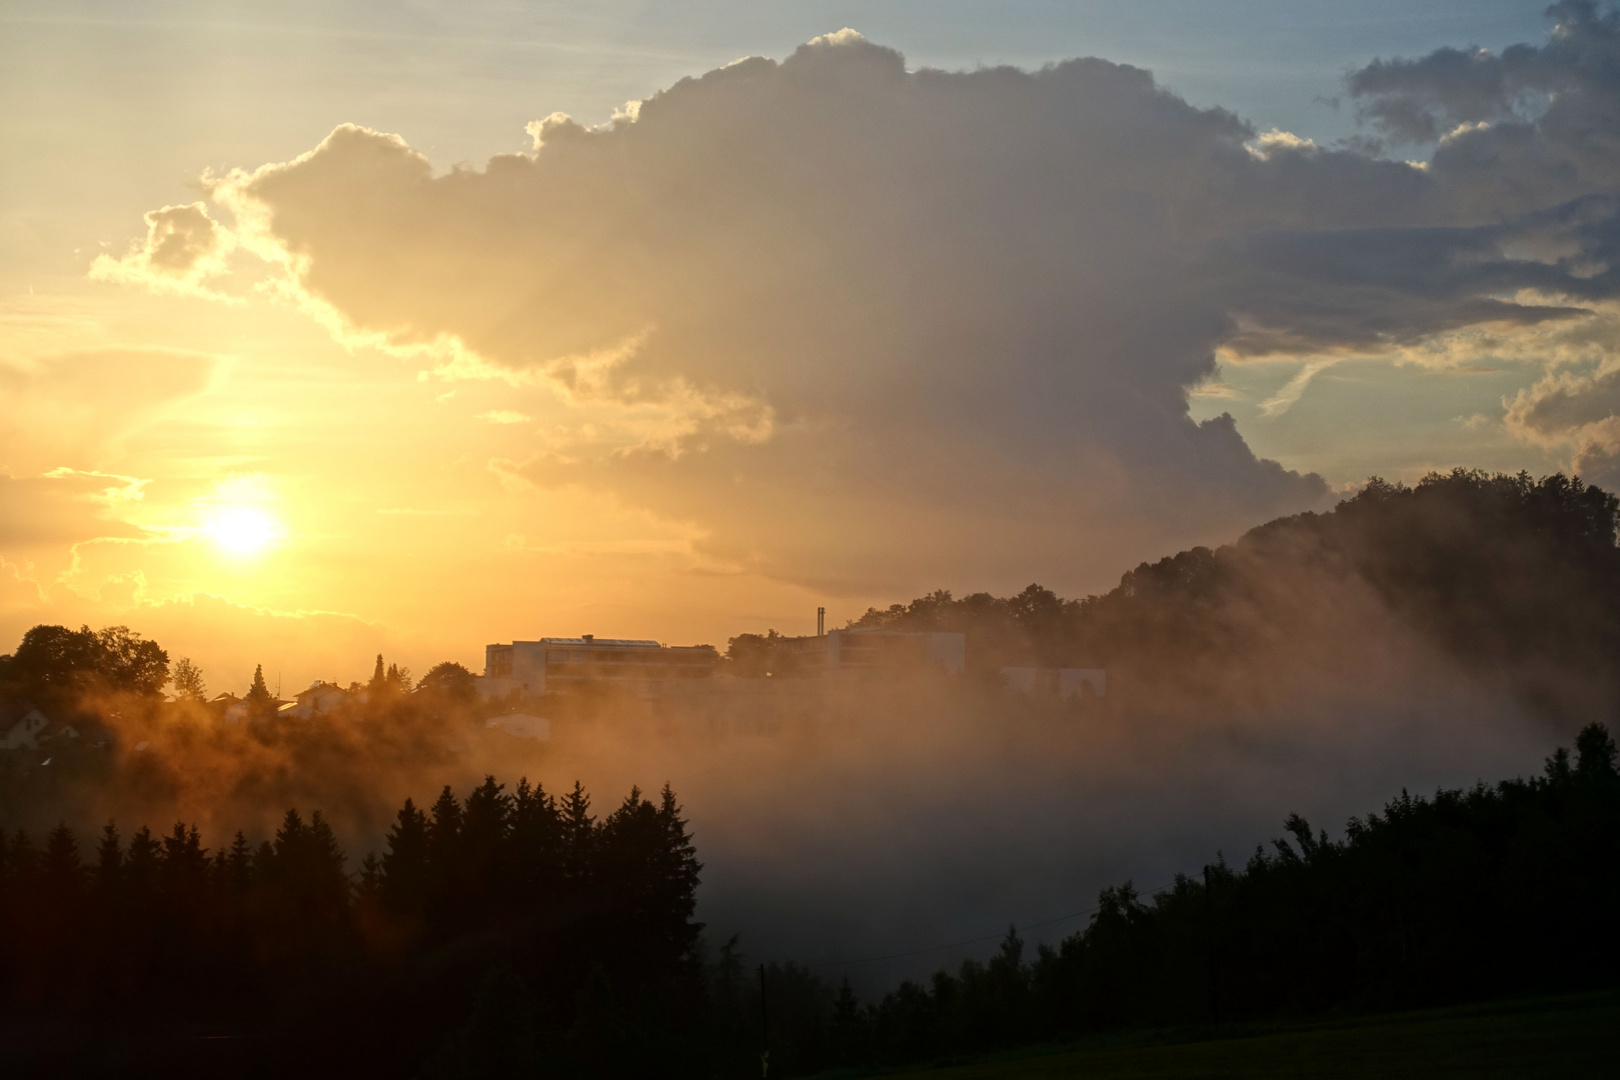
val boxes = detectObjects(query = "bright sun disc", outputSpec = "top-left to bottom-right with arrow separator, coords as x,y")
211,508 -> 277,554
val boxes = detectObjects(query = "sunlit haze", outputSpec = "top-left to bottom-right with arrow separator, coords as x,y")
6,4 -> 1620,1071
3,0 -> 1601,690
209,508 -> 278,555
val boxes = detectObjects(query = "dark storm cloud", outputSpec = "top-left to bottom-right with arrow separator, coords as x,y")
1353,2 -> 1620,218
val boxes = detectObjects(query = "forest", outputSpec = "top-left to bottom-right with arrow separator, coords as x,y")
0,725 -> 1613,1074
731,469 -> 1620,718
740,723 -> 1620,1073
0,777 -> 704,1075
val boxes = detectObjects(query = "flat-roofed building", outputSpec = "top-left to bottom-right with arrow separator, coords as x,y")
478,635 -> 719,699
782,628 -> 966,676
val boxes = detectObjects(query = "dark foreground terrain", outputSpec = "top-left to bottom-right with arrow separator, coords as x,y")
873,991 -> 1619,1079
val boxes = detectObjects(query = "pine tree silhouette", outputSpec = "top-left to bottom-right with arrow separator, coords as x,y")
244,665 -> 273,721
94,822 -> 122,890
381,797 -> 430,918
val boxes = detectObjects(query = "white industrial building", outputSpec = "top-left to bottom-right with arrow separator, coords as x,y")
478,635 -> 719,699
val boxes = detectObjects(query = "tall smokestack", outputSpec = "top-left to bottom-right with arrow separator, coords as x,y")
817,607 -> 825,637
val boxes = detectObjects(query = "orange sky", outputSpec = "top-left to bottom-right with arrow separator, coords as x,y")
4,4 -> 1608,699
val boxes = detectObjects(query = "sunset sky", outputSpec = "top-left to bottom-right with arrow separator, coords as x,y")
4,0 -> 1617,694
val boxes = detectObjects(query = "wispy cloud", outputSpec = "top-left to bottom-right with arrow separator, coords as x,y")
1259,360 -> 1339,418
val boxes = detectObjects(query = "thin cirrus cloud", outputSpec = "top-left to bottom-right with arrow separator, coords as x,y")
0,348 -> 218,471
103,9 -> 1620,592
0,470 -> 150,549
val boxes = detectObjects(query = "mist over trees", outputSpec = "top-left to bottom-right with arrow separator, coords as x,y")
1,469 -> 1618,1072
0,625 -> 539,840
2,725 -> 1611,1075
729,724 -> 1620,1074
728,470 -> 1620,720
0,624 -> 169,702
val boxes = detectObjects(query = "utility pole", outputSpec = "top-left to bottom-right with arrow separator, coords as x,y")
758,963 -> 770,1078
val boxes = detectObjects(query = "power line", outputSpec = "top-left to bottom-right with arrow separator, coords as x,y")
801,878 -> 1183,970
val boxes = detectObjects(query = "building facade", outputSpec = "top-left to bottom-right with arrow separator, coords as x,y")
478,635 -> 719,698
782,628 -> 966,676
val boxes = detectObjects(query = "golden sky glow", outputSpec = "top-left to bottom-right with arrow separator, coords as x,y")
209,508 -> 278,555
2,2 -> 1608,698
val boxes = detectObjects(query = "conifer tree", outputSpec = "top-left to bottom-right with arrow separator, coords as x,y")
35,824 -> 85,953
159,823 -> 210,931
381,798 -> 430,916
462,776 -> 512,920
511,778 -> 563,905
830,978 -> 866,1067
124,826 -> 159,893
209,846 -> 229,883
385,662 -> 412,693
245,664 -> 272,709
272,809 -> 306,860
427,786 -> 463,856
94,822 -> 122,890
226,831 -> 253,894
561,781 -> 595,889
307,811 -> 349,922
596,785 -> 703,985
251,839 -> 275,881
41,823 -> 82,887
358,852 -> 383,902
1576,722 -> 1618,777
425,786 -> 465,928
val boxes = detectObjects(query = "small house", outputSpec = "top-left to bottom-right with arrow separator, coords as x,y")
0,707 -> 53,750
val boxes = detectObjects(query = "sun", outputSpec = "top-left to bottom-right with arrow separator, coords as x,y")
210,508 -> 279,554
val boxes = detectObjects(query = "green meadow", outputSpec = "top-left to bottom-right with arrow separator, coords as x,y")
867,992 -> 1619,1079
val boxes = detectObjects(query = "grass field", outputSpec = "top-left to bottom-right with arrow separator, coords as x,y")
867,992 -> 1619,1079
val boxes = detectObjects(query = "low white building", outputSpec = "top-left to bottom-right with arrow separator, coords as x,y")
478,635 -> 720,699
1001,667 -> 1106,699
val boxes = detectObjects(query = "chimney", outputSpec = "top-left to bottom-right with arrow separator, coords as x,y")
582,634 -> 594,644
817,607 -> 825,637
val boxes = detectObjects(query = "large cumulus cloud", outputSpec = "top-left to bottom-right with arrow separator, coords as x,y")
119,18 -> 1620,590
1351,1 -> 1620,219
1343,3 -> 1620,486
